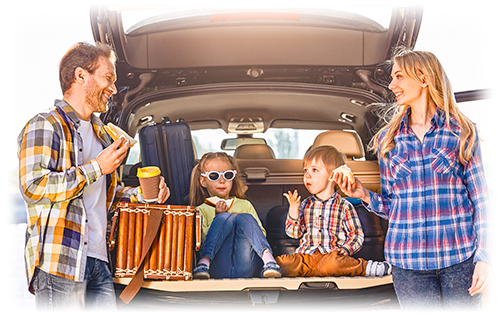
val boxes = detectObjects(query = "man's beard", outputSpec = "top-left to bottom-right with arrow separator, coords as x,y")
85,79 -> 109,113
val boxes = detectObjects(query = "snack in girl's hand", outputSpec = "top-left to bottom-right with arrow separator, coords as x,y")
333,164 -> 354,184
104,122 -> 137,146
205,196 -> 235,210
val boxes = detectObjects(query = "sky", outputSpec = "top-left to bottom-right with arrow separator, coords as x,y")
2,0 -> 498,311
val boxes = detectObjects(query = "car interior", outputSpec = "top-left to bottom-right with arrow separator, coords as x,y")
120,89 -> 387,263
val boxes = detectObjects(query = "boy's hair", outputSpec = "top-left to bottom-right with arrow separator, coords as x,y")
59,41 -> 117,94
303,145 -> 346,173
189,152 -> 248,206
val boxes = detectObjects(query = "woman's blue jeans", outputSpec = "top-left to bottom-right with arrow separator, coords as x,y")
392,256 -> 482,310
33,257 -> 116,310
201,212 -> 271,278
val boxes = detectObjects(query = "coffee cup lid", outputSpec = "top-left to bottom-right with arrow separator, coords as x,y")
137,166 -> 161,177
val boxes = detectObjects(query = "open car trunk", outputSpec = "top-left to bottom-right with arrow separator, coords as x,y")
90,5 -> 424,306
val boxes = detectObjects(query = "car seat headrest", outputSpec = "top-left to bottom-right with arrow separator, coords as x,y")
233,144 -> 276,159
311,130 -> 365,159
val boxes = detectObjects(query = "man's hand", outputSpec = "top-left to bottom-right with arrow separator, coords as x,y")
157,176 -> 170,204
96,136 -> 130,175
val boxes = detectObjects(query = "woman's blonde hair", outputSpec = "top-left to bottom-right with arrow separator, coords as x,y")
189,152 -> 247,206
370,47 -> 476,164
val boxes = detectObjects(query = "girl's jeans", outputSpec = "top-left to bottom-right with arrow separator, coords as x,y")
33,257 -> 116,310
392,256 -> 481,310
201,212 -> 271,278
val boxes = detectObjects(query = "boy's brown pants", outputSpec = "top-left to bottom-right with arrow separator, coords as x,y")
276,250 -> 367,277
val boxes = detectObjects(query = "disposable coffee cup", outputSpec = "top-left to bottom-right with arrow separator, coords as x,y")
137,166 -> 161,203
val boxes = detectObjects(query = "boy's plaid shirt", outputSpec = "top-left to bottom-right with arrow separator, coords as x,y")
285,191 -> 364,256
18,100 -> 135,291
368,107 -> 489,270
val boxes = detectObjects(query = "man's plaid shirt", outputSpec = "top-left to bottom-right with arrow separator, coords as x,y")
18,100 -> 135,291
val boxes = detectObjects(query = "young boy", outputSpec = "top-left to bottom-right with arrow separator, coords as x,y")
276,145 -> 391,277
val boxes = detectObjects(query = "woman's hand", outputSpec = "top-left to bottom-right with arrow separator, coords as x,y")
469,261 -> 491,296
333,172 -> 371,204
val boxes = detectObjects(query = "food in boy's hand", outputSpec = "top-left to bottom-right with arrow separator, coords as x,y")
205,196 -> 234,210
104,122 -> 137,146
333,164 -> 354,184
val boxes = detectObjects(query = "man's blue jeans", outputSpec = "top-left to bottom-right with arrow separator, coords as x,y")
392,256 -> 482,310
33,257 -> 116,310
201,212 -> 271,278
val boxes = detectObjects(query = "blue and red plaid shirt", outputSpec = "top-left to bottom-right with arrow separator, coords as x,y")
285,191 -> 364,256
368,107 -> 489,270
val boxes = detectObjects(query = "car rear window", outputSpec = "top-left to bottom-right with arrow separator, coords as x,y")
192,128 -> 327,159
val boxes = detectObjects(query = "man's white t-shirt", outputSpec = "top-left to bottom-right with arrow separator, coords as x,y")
79,120 -> 108,262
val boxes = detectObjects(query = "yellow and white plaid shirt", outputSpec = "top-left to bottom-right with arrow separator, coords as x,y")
18,100 -> 135,292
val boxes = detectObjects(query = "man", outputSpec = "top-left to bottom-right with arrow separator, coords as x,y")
18,42 -> 170,309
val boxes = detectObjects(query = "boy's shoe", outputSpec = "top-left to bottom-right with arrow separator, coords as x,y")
365,260 -> 392,277
261,261 -> 282,278
193,263 -> 210,279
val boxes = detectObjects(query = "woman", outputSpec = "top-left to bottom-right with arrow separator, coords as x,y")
334,47 -> 490,309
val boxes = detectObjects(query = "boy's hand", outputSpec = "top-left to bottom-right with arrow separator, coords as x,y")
283,190 -> 301,219
283,190 -> 301,207
338,248 -> 348,256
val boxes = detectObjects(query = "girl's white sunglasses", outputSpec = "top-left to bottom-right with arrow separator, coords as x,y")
201,170 -> 237,181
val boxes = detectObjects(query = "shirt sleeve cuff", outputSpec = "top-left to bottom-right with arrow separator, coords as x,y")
473,249 -> 489,263
79,159 -> 102,185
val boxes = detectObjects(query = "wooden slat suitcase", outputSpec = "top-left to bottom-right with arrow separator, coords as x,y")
110,202 -> 201,281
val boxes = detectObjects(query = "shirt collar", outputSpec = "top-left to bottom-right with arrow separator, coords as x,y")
55,99 -> 105,130
311,191 -> 340,203
432,107 -> 447,129
399,106 -> 448,132
55,99 -> 81,128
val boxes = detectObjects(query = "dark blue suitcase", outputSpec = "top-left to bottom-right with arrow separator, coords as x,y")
138,118 -> 195,205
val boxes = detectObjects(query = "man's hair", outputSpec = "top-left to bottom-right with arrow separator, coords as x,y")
59,42 -> 117,94
303,145 -> 346,173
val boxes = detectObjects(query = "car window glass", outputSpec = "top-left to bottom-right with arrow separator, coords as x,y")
125,134 -> 141,165
191,128 -> 328,159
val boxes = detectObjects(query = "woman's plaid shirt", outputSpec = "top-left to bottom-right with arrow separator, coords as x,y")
368,107 -> 490,270
18,100 -> 135,291
285,192 -> 364,256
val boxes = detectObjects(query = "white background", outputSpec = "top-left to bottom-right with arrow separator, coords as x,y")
1,0 -> 498,312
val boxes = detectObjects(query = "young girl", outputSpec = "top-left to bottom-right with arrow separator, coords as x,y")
189,152 -> 281,279
335,47 -> 490,309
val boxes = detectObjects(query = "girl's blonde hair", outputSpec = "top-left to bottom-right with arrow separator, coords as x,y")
370,47 -> 476,164
189,152 -> 247,206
